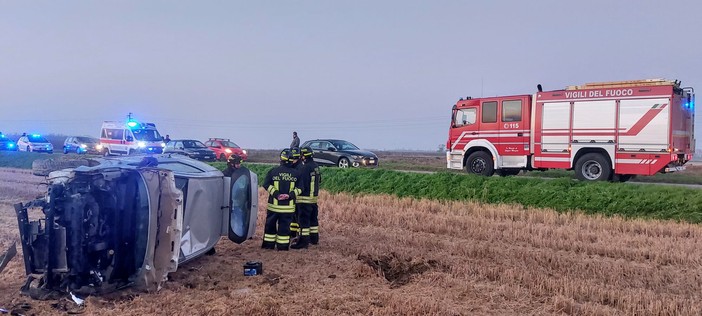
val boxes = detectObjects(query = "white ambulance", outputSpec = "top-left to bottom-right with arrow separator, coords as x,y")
100,120 -> 166,155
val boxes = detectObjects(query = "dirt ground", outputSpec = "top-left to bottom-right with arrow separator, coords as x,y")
1,168 -> 701,315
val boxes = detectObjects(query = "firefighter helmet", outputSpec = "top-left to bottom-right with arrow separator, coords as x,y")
227,154 -> 242,165
280,148 -> 292,162
301,146 -> 313,158
290,147 -> 301,160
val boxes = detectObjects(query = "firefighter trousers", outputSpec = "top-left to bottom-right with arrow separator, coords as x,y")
262,210 -> 293,250
296,203 -> 313,238
309,203 -> 319,244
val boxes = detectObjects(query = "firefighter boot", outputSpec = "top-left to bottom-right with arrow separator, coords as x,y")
291,236 -> 309,249
310,233 -> 319,245
261,241 -> 275,250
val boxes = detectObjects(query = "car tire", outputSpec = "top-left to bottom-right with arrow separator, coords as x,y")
26,146 -> 31,152
63,147 -> 68,154
338,157 -> 350,168
465,151 -> 495,176
47,150 -> 53,154
574,153 -> 611,181
76,148 -> 81,154
219,154 -> 226,161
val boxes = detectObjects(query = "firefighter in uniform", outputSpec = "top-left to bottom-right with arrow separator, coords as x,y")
222,154 -> 242,177
261,149 -> 302,251
289,147 -> 302,238
291,146 -> 321,248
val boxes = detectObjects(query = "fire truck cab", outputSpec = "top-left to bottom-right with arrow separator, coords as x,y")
447,79 -> 695,181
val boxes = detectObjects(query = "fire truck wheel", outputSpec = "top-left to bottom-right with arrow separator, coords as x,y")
465,151 -> 494,176
575,153 -> 611,181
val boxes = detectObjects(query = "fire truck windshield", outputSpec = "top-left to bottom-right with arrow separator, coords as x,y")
132,129 -> 162,141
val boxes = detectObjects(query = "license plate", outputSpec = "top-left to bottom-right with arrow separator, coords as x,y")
204,156 -> 210,159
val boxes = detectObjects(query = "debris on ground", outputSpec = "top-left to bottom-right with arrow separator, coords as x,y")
358,252 -> 447,288
0,242 -> 17,274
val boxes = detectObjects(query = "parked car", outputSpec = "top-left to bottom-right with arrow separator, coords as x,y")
15,154 -> 258,296
205,138 -> 248,161
63,136 -> 103,154
301,139 -> 378,168
164,139 -> 217,161
17,134 -> 53,153
0,133 -> 17,151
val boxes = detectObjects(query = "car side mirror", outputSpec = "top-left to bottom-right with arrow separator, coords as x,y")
126,136 -> 134,141
327,147 -> 336,151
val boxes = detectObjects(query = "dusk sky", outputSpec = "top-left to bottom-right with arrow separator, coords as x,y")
1,1 -> 700,150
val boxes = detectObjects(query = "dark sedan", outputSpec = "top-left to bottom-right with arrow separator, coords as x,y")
301,139 -> 378,168
0,133 -> 17,151
164,139 -> 217,161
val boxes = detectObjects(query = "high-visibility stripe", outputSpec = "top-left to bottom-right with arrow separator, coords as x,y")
301,228 -> 310,236
264,234 -> 276,242
298,196 -> 318,203
273,181 -> 280,206
276,235 -> 290,244
310,226 -> 319,233
290,223 -> 299,232
289,182 -> 295,195
294,187 -> 302,196
267,185 -> 276,195
310,174 -> 316,196
267,204 -> 295,213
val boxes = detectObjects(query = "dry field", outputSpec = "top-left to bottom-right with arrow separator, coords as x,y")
1,169 -> 701,315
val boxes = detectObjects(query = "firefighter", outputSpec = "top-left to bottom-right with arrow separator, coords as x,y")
288,147 -> 302,238
261,149 -> 302,251
222,154 -> 242,177
292,146 -> 321,248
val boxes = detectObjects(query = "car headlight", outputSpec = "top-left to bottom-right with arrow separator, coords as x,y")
242,149 -> 247,155
96,144 -> 103,150
225,148 -> 232,153
80,144 -> 87,148
48,144 -> 53,149
353,155 -> 363,159
161,143 -> 166,148
138,141 -> 146,148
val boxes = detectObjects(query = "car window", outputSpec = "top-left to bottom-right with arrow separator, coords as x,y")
76,137 -> 98,143
183,140 -> 207,148
482,101 -> 497,123
320,141 -> 333,150
307,142 -> 319,150
454,108 -> 477,127
106,129 -> 124,140
29,135 -> 49,143
330,140 -> 359,150
221,141 -> 240,148
157,162 -> 205,173
502,100 -> 522,122
165,141 -> 176,150
174,141 -> 184,149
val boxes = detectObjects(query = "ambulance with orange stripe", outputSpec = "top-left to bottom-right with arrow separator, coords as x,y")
100,118 -> 166,156
446,79 -> 695,181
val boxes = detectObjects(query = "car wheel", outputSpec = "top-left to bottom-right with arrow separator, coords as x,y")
219,154 -> 226,161
465,151 -> 494,176
63,147 -> 68,154
26,146 -> 31,152
574,153 -> 611,181
76,148 -> 81,154
104,148 -> 111,157
338,157 -> 350,168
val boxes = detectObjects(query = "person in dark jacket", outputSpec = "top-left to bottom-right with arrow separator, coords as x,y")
288,147 -> 302,238
290,131 -> 300,148
291,146 -> 321,248
222,154 -> 242,177
261,149 -> 302,251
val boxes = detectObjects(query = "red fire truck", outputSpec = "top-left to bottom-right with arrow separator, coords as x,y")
446,79 -> 695,181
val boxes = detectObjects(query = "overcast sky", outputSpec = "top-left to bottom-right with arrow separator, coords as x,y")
1,1 -> 700,150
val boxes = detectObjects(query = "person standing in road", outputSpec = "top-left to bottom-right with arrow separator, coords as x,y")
164,135 -> 171,144
291,146 -> 321,248
261,149 -> 302,251
290,131 -> 300,148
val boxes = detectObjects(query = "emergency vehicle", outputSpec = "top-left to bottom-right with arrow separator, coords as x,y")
100,119 -> 166,156
446,79 -> 695,181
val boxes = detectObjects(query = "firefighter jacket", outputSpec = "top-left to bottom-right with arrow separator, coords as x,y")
296,160 -> 321,204
263,164 -> 302,213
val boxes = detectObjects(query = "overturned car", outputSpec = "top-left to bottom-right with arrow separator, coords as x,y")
14,155 -> 258,298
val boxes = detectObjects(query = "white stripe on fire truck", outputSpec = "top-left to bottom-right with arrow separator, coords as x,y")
534,157 -> 570,162
538,94 -> 671,103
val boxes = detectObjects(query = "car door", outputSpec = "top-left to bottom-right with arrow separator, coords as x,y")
223,167 -> 259,243
313,141 -> 335,165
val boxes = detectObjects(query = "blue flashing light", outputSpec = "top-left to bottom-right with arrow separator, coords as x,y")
8,143 -> 14,148
31,134 -> 41,137
127,121 -> 138,128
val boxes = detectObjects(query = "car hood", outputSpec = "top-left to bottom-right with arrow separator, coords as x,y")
184,148 -> 214,153
343,149 -> 377,157
29,142 -> 52,146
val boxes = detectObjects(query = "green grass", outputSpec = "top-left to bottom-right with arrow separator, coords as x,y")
223,163 -> 702,224
521,169 -> 702,185
0,151 -> 58,169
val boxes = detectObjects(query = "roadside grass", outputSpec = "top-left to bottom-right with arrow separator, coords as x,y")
224,164 -> 702,224
522,168 -> 702,185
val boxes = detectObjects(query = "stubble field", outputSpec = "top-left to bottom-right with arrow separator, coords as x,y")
0,168 -> 701,315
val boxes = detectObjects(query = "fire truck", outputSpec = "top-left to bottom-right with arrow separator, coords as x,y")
446,79 -> 695,181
